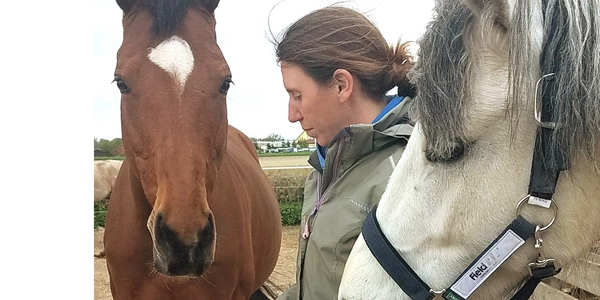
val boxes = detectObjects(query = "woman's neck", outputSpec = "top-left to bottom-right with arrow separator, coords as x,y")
346,95 -> 387,124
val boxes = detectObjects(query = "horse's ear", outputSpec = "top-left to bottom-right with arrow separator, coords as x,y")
198,0 -> 220,13
461,0 -> 511,28
116,0 -> 138,14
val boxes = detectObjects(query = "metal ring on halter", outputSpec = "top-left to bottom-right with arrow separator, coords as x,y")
515,195 -> 558,232
534,73 -> 556,129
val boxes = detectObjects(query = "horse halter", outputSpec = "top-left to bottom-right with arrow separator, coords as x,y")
360,2 -> 566,299
361,75 -> 564,300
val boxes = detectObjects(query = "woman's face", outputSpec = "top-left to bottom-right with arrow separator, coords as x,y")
281,62 -> 347,146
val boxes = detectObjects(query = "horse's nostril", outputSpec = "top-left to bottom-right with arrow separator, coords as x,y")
154,214 -> 180,250
198,213 -> 215,246
152,212 -> 216,277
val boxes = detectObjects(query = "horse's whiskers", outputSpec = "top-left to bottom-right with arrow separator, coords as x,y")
201,275 -> 216,288
147,210 -> 157,240
148,262 -> 160,277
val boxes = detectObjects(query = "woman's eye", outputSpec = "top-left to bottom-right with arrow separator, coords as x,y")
113,76 -> 130,94
220,77 -> 233,94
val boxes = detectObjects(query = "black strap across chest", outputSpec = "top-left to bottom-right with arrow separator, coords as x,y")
363,206 -> 559,300
362,204 -> 436,300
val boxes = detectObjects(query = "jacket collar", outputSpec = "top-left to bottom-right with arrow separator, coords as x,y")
308,96 -> 414,173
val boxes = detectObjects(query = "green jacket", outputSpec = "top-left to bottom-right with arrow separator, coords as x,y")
278,97 -> 413,300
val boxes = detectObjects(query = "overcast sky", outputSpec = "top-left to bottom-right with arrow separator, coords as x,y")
94,0 -> 435,141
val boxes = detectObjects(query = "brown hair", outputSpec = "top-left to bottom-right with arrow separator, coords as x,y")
272,6 -> 415,100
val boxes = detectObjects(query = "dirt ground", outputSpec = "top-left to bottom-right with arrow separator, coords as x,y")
94,226 -> 300,299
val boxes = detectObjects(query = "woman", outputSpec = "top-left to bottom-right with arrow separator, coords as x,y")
273,6 -> 415,300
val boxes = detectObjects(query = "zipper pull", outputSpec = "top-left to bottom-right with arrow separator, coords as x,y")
302,223 -> 311,239
302,214 -> 315,239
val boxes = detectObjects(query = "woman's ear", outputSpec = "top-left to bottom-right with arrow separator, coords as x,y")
332,69 -> 353,103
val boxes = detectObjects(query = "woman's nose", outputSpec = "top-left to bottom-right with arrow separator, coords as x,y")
288,99 -> 302,123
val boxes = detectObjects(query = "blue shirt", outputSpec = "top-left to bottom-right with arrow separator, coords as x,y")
316,95 -> 405,168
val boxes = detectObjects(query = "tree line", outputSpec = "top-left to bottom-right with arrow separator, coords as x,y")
94,138 -> 124,157
94,133 -> 306,156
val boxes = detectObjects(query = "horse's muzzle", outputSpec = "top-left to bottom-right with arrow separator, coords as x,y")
152,213 -> 216,277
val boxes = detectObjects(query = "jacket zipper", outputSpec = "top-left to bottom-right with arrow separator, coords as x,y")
302,140 -> 346,239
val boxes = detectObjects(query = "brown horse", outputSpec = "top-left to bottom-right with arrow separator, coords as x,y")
103,0 -> 282,299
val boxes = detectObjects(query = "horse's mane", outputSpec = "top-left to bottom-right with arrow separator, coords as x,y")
410,0 -> 600,164
143,0 -> 217,34
145,0 -> 189,33
408,0 -> 472,158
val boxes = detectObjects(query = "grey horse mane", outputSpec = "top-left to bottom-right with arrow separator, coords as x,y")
408,0 -> 472,159
410,0 -> 600,164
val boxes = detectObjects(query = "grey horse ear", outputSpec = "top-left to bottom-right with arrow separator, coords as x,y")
198,0 -> 220,13
461,0 -> 511,28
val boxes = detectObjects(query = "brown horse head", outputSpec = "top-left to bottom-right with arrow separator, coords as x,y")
114,0 -> 228,277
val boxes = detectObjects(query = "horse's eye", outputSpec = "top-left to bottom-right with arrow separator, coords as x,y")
425,140 -> 465,163
113,76 -> 131,94
220,77 -> 233,94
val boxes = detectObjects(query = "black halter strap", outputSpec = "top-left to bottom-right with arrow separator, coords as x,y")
363,206 -> 541,300
362,205 -> 436,300
530,0 -> 569,199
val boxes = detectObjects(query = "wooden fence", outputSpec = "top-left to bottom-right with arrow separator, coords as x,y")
533,242 -> 600,299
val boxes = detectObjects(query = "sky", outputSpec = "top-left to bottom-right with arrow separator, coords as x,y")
94,0 -> 436,141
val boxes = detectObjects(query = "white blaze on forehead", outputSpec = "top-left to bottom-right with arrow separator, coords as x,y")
148,36 -> 194,91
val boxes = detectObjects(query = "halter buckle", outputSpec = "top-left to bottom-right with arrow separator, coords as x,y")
527,225 -> 556,274
429,288 -> 446,299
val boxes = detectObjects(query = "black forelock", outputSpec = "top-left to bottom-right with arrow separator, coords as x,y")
147,0 -> 189,34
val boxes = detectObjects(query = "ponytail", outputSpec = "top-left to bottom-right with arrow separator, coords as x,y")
386,41 -> 416,98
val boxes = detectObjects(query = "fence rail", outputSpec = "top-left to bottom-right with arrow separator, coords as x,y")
262,166 -> 312,170
533,242 -> 600,299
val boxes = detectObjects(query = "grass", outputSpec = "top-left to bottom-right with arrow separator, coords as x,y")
279,203 -> 302,226
94,199 -> 109,229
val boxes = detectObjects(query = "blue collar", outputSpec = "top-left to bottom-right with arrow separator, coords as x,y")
372,95 -> 404,124
317,143 -> 327,168
316,95 -> 405,169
